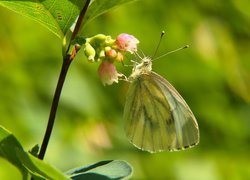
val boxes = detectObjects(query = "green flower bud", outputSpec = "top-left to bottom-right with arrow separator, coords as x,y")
99,50 -> 105,59
84,43 -> 96,62
87,34 -> 114,47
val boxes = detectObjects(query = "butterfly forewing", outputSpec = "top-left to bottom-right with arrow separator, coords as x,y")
152,72 -> 199,150
123,72 -> 199,152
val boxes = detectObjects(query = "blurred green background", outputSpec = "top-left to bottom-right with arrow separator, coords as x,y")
1,0 -> 250,179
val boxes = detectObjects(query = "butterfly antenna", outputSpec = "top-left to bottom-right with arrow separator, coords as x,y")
135,50 -> 143,60
153,45 -> 189,61
152,31 -> 165,58
138,48 -> 146,58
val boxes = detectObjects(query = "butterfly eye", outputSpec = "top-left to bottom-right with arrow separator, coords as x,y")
144,61 -> 149,66
142,58 -> 151,66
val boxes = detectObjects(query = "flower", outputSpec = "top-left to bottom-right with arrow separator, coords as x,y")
116,33 -> 139,53
82,33 -> 140,85
98,61 -> 123,86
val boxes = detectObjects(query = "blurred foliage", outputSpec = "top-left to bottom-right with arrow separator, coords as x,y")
0,0 -> 250,179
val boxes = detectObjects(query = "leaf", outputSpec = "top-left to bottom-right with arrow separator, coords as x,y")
66,160 -> 133,179
16,149 -> 70,180
0,126 -> 29,179
80,0 -> 137,32
0,0 -> 86,38
0,126 -> 69,179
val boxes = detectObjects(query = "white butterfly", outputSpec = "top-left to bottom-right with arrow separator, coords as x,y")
123,55 -> 199,152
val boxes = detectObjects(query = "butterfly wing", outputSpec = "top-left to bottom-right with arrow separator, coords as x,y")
123,72 -> 199,152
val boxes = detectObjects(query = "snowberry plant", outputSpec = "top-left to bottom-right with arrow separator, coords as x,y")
0,0 -> 138,179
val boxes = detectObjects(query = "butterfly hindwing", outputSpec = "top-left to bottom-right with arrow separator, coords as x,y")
123,72 -> 199,152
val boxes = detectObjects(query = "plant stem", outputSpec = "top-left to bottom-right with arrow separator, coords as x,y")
37,0 -> 91,160
38,56 -> 72,160
70,0 -> 91,43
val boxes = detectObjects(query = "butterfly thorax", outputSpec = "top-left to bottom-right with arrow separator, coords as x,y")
128,57 -> 152,81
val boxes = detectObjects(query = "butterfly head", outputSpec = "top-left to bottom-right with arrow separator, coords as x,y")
128,57 -> 152,81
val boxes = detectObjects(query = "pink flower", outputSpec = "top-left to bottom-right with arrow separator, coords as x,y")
98,61 -> 123,86
116,33 -> 139,53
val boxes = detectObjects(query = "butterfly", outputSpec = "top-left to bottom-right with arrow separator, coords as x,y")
123,55 -> 199,153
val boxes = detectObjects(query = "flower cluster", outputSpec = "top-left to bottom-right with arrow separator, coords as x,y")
84,33 -> 139,85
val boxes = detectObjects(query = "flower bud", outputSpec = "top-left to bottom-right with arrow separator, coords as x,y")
99,50 -> 105,59
115,52 -> 124,62
84,43 -> 96,62
105,47 -> 117,59
88,34 -> 107,43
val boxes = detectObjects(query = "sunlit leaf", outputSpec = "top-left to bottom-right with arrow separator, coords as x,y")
80,0 -> 137,32
0,0 -> 86,38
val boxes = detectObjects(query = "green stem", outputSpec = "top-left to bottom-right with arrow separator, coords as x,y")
38,56 -> 72,160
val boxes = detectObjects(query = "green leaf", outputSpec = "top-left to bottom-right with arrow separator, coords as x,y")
0,126 -> 69,179
0,126 -> 29,179
66,160 -> 133,179
16,149 -> 70,180
80,0 -> 137,32
0,0 -> 86,38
